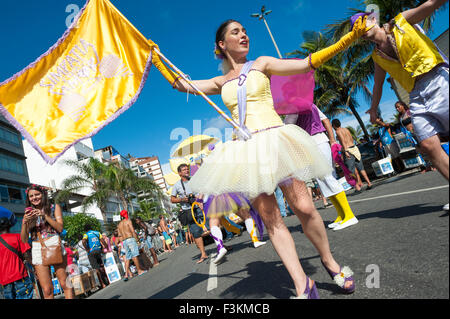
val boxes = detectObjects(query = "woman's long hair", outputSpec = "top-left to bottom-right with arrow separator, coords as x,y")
25,184 -> 52,216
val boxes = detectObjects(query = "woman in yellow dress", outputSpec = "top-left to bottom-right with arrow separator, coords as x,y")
168,18 -> 369,298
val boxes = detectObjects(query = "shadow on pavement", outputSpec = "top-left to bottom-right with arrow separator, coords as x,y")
356,203 -> 444,221
147,271 -> 211,299
217,255 -> 327,299
146,250 -> 331,299
439,211 -> 449,217
217,261 -> 301,299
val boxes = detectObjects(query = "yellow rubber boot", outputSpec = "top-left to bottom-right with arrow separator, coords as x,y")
328,195 -> 345,225
334,191 -> 356,223
331,191 -> 359,230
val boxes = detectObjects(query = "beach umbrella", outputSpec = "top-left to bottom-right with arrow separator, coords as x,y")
171,135 -> 219,158
163,172 -> 181,186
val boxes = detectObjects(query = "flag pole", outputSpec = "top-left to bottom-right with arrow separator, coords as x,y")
152,48 -> 251,140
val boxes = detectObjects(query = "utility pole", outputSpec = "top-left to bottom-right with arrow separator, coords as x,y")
251,5 -> 283,59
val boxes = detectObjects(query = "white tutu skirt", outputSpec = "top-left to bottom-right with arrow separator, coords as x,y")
190,124 -> 332,199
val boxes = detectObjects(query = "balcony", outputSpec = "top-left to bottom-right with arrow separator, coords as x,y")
74,142 -> 94,160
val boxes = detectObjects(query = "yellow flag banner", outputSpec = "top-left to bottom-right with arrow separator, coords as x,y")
0,0 -> 156,164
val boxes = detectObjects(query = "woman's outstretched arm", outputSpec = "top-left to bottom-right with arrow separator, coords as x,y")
260,16 -> 369,76
172,75 -> 223,95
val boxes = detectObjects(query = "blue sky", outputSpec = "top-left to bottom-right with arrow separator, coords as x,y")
0,0 -> 448,170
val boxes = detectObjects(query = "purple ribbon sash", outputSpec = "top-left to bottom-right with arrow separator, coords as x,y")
234,61 -> 254,141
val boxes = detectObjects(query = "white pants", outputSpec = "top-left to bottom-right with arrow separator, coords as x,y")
410,65 -> 449,142
315,141 -> 344,198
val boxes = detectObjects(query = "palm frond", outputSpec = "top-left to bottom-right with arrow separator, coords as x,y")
61,175 -> 93,190
314,89 -> 339,108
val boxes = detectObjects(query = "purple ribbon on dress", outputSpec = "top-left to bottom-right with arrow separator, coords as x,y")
236,194 -> 264,241
210,234 -> 224,252
234,61 -> 254,141
248,203 -> 264,241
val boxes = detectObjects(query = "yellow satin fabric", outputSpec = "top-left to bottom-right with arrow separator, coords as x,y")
372,13 -> 445,93
150,44 -> 179,84
0,0 -> 155,161
310,16 -> 370,69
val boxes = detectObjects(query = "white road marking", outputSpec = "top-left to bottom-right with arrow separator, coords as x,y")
347,185 -> 449,204
207,253 -> 218,292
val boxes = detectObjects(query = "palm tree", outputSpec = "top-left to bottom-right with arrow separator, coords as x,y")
55,158 -> 111,222
294,32 -> 353,118
103,221 -> 119,235
290,0 -> 446,141
104,164 -> 163,214
366,123 -> 381,136
136,200 -> 166,221
346,125 -> 364,142
390,112 -> 401,125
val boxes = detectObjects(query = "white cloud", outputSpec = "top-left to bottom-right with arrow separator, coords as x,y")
203,115 -> 231,131
340,114 -> 370,130
290,0 -> 305,12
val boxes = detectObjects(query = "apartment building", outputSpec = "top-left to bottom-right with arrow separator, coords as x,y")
94,145 -> 130,169
131,156 -> 167,192
128,156 -> 176,216
129,158 -> 151,179
94,145 -> 139,220
0,115 -> 30,233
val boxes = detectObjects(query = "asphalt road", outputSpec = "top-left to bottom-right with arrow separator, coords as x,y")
89,170 -> 449,300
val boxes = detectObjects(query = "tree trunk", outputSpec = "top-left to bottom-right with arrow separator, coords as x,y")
119,194 -> 128,212
346,87 -> 371,141
349,105 -> 371,141
126,194 -> 135,215
99,207 -> 107,222
92,179 -> 107,222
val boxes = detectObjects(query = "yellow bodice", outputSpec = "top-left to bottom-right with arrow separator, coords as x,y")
372,13 -> 445,93
221,70 -> 283,132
